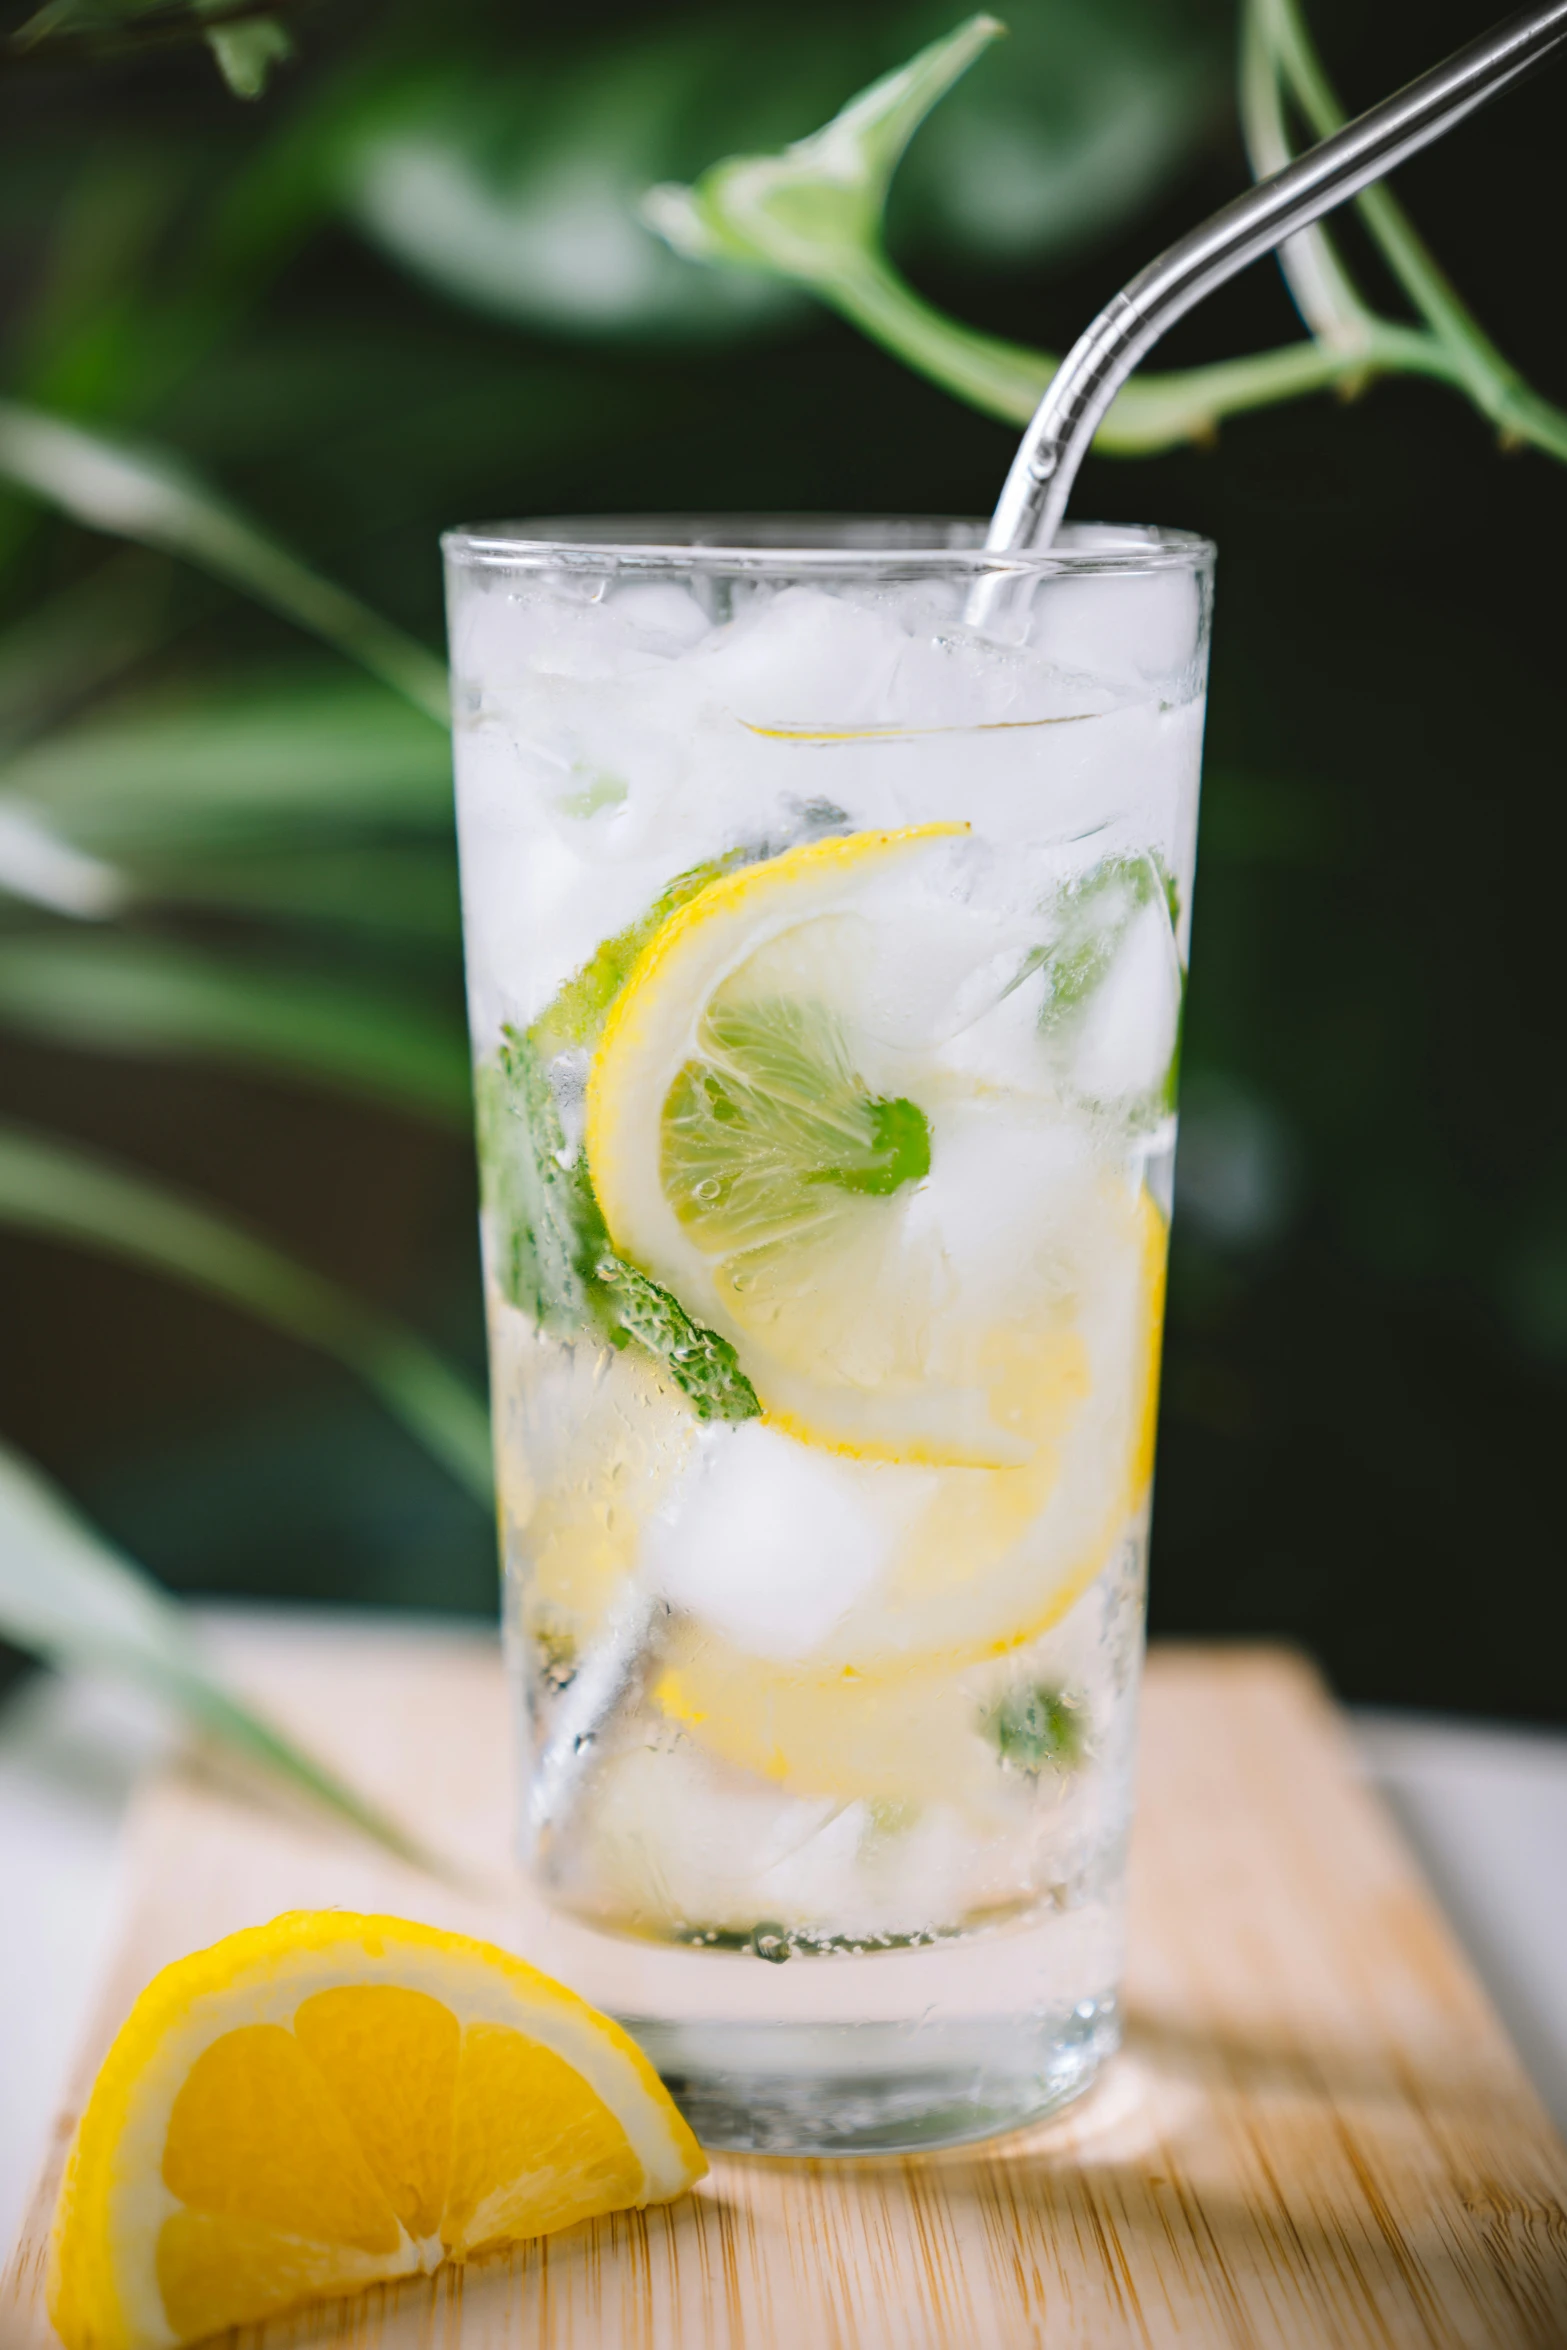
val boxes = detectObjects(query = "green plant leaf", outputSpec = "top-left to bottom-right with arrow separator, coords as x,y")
646,12 -> 1546,456
0,553 -> 176,762
0,804 -> 126,918
0,672 -> 453,859
1248,0 -> 1567,464
646,16 -> 1054,425
202,9 -> 293,101
0,1121 -> 493,1504
0,1437 -> 442,1870
477,1028 -> 597,1334
1238,0 -> 1372,356
340,34 -> 803,342
654,13 -> 1009,260
0,934 -> 471,1124
591,1252 -> 761,1424
0,399 -> 448,718
896,0 -> 1224,268
136,843 -> 462,945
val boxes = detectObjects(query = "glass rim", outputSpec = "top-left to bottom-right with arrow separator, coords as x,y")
441,513 -> 1214,575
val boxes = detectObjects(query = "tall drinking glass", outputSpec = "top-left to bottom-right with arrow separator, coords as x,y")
443,518 -> 1212,2153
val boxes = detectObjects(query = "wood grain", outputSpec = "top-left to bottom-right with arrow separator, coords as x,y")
5,1626 -> 1565,2348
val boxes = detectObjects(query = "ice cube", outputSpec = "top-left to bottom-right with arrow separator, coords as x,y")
688,586 -> 909,729
1069,896 -> 1182,1104
644,1421 -> 917,1661
908,1096 -> 1097,1315
605,581 -> 712,653
1032,565 -> 1204,701
588,1741 -> 851,1930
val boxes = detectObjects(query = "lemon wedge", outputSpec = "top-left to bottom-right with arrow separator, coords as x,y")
48,1911 -> 704,2350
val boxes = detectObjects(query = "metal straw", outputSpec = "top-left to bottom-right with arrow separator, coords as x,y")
526,1583 -> 666,1855
988,0 -> 1567,557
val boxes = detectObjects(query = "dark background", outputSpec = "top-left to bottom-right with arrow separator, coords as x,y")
1,0 -> 1562,1721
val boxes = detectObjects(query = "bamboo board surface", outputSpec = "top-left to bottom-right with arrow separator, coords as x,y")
5,1624 -> 1565,2348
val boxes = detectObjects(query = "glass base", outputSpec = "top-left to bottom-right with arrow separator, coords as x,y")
623,1995 -> 1120,2155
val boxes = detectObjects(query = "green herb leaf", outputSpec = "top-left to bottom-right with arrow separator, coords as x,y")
0,1438 -> 442,1872
986,1683 -> 1085,1773
527,849 -> 748,1060
591,1250 -> 761,1423
1032,851 -> 1178,1027
822,1093 -> 931,1198
477,1027 -> 598,1331
479,1026 -> 761,1422
1009,850 -> 1184,1117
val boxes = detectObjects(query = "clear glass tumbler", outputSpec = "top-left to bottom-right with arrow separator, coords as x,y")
443,517 -> 1212,2153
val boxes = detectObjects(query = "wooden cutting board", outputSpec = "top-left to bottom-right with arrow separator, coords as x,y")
5,1625 -> 1565,2348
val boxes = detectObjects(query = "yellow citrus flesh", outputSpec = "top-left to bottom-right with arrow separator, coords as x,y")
48,1912 -> 705,2350
648,1187 -> 1168,1798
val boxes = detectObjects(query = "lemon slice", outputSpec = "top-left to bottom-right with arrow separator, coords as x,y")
645,1185 -> 1166,1796
587,824 -> 1058,1467
48,1911 -> 704,2350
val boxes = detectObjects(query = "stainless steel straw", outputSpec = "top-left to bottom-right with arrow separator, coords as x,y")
987,0 -> 1567,558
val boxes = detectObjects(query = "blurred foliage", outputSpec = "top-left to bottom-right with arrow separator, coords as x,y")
0,1434 -> 447,1861
0,0 -> 1563,1737
337,0 -> 1226,339
8,0 -> 298,98
654,11 -> 1567,457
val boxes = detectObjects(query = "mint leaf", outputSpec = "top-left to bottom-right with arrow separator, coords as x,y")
478,1026 -> 760,1422
475,1029 -> 594,1330
816,1092 -> 930,1198
985,1684 -> 1085,1774
1009,849 -> 1185,1118
528,849 -> 749,1060
592,1252 -> 760,1424
1035,851 -> 1178,1028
